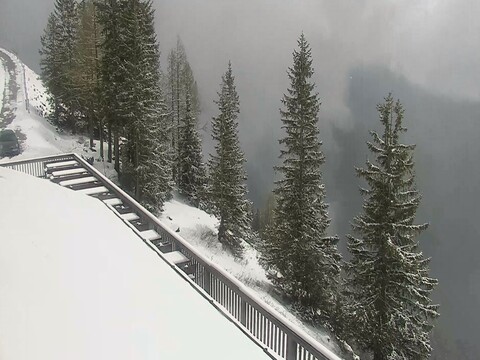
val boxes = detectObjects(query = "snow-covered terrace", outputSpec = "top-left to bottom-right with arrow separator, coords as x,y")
0,154 -> 342,360
0,162 -> 272,360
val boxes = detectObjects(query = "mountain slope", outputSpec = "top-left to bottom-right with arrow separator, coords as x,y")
0,47 -> 344,358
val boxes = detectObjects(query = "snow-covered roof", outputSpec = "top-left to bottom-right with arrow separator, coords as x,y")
0,167 -> 271,360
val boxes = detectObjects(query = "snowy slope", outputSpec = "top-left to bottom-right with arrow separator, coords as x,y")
23,62 -> 52,118
160,196 -> 340,354
0,167 -> 271,360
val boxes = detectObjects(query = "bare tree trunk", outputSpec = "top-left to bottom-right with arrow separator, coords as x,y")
108,121 -> 112,162
114,125 -> 119,173
134,139 -> 141,200
99,116 -> 104,159
89,115 -> 94,149
93,7 -> 102,158
218,217 -> 226,244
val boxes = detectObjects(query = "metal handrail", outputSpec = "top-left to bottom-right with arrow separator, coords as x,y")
0,153 -> 342,360
0,153 -> 76,177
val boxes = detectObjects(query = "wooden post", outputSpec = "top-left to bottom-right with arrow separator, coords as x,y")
240,298 -> 247,327
203,267 -> 211,295
286,336 -> 297,360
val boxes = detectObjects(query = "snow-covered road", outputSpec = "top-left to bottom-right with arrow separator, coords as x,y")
0,56 -> 5,114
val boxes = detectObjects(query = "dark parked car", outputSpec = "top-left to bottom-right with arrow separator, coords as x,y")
0,129 -> 21,157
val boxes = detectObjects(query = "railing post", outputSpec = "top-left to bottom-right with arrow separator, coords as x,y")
203,267 -> 211,295
240,298 -> 247,326
286,335 -> 297,360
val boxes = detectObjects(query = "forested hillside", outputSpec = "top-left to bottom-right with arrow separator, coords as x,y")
36,1 -> 441,359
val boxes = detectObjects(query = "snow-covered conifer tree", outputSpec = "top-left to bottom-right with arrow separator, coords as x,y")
166,38 -> 201,184
40,13 -> 61,121
97,0 -> 124,169
120,0 -> 172,211
261,34 -> 341,323
40,0 -> 78,128
178,91 -> 207,207
98,0 -> 171,210
208,62 -> 251,257
345,94 -> 439,360
138,100 -> 172,213
72,0 -> 102,149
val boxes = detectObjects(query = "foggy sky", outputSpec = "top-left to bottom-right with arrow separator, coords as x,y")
1,0 -> 479,358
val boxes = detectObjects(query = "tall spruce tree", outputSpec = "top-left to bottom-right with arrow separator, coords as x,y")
136,0 -> 173,212
97,0 -> 171,210
40,0 -> 78,128
120,0 -> 172,210
72,0 -> 102,149
261,34 -> 341,323
97,0 -> 125,170
54,0 -> 78,128
208,62 -> 251,257
40,13 -> 61,121
166,38 -> 200,184
138,101 -> 172,213
178,91 -> 207,207
345,94 -> 439,360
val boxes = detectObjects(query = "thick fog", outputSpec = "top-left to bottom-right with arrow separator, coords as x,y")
1,0 -> 479,358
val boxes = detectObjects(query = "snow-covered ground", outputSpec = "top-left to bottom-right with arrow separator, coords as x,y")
160,196 -> 339,353
0,167 -> 271,360
161,197 -> 270,287
24,62 -> 52,118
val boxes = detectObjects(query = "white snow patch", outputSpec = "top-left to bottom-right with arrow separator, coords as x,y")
160,194 -> 340,353
161,196 -> 270,287
24,62 -> 52,117
0,167 -> 271,360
